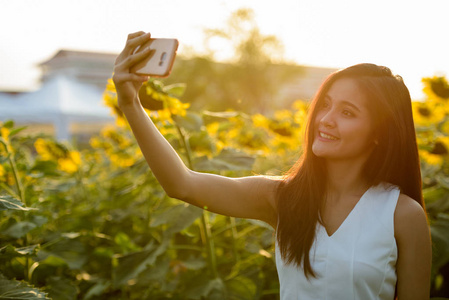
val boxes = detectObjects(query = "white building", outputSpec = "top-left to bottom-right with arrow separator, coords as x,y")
39,50 -> 117,90
0,50 -> 117,141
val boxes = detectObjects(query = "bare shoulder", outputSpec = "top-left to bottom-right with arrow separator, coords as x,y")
394,193 -> 429,241
394,193 -> 432,299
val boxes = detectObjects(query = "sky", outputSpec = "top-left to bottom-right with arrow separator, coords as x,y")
0,0 -> 448,100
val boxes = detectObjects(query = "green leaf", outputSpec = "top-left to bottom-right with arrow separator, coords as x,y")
189,130 -> 215,153
2,120 -> 14,129
31,215 -> 48,227
225,276 -> 258,300
173,111 -> 203,132
183,256 -> 207,270
0,195 -> 36,211
113,239 -> 169,287
0,244 -> 39,261
31,160 -> 59,176
0,155 -> 9,164
136,255 -> 171,282
436,175 -> 449,190
203,111 -> 241,119
426,195 -> 449,215
148,79 -> 164,92
84,279 -> 110,300
430,215 -> 449,271
0,273 -> 50,299
185,277 -> 225,300
9,126 -> 27,137
61,232 -> 81,239
3,222 -> 37,239
37,238 -> 87,270
36,255 -> 68,268
45,276 -> 78,300
247,219 -> 274,231
163,83 -> 187,97
114,232 -> 140,253
193,149 -> 255,171
150,204 -> 203,235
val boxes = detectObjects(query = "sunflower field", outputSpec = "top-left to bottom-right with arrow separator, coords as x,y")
0,75 -> 449,299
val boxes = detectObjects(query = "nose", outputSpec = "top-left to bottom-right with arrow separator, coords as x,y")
319,110 -> 336,128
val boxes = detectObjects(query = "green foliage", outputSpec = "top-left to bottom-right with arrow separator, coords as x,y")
415,76 -> 449,297
0,273 -> 50,299
0,82 -> 283,298
0,195 -> 36,212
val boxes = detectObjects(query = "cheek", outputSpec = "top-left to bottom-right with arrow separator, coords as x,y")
345,122 -> 374,147
313,111 -> 325,128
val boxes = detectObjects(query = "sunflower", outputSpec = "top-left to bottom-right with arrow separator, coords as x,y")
412,101 -> 445,127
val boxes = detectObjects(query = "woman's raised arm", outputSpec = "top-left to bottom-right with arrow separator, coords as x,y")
112,32 -> 279,228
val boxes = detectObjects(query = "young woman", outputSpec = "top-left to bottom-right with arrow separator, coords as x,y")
113,31 -> 432,300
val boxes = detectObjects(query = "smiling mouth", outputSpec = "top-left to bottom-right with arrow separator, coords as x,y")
319,131 -> 339,141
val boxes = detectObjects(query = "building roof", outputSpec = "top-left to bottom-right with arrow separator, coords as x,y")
39,49 -> 117,67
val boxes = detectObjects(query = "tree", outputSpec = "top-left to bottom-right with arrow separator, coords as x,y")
164,8 -> 303,113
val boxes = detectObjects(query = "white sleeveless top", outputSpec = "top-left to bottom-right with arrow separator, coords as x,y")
275,183 -> 400,300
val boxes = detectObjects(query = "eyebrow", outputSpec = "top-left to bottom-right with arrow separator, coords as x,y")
324,95 -> 361,112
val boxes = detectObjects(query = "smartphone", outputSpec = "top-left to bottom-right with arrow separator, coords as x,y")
131,38 -> 179,77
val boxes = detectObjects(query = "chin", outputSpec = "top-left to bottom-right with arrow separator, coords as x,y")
313,153 -> 333,159
311,145 -> 341,160
311,147 -> 329,158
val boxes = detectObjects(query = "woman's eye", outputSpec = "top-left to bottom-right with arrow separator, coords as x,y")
342,110 -> 354,117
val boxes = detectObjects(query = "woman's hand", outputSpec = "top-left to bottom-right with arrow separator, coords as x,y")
112,31 -> 152,108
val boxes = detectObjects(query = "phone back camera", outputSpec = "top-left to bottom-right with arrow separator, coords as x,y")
159,52 -> 167,66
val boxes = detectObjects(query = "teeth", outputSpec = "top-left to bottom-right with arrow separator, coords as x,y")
320,132 -> 338,140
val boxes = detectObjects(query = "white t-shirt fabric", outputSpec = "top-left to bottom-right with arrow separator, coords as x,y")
275,182 -> 400,300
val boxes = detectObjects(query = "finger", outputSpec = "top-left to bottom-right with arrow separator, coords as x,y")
115,31 -> 149,64
115,31 -> 152,70
124,32 -> 151,55
115,47 -> 153,72
127,31 -> 146,40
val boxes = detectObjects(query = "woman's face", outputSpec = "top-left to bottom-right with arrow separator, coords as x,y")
312,78 -> 376,162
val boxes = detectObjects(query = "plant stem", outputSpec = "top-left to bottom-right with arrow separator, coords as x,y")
7,150 -> 26,205
174,123 -> 193,170
201,211 -> 219,278
2,139 -> 29,280
174,120 -> 219,278
229,217 -> 240,262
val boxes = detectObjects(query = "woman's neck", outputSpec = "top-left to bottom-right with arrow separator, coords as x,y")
324,157 -> 370,198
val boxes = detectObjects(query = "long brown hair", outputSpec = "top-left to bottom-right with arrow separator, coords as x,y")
276,63 -> 423,278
